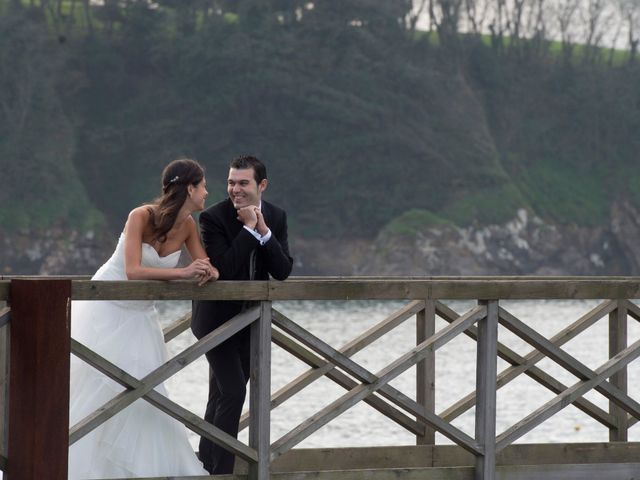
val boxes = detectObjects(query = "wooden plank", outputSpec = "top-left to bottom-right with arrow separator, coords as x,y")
272,467 -> 475,480
256,462 -> 640,480
270,307 -> 487,458
268,279 -> 640,300
259,442 -> 640,472
624,299 -> 640,321
249,302 -> 272,480
609,300 -> 628,441
239,301 -> 424,431
496,337 -> 640,451
9,279 -> 71,480
438,300 -> 616,428
70,278 -> 640,302
72,279 -> 269,301
70,306 -> 260,444
0,316 -> 8,461
499,307 -> 640,421
494,462 -> 640,480
70,339 -> 258,463
416,300 -> 436,445
475,300 -> 498,480
76,462 -> 640,480
270,328 -> 424,435
162,311 -> 192,342
0,306 -> 9,328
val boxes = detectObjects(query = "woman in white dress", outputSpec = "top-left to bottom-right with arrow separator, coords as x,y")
68,158 -> 218,479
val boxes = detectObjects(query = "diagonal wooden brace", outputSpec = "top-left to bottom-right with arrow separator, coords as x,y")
70,339 -> 258,462
271,305 -> 487,458
69,306 -> 259,447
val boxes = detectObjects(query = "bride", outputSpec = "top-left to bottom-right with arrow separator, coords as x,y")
68,158 -> 218,479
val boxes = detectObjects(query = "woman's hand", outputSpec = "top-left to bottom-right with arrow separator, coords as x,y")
196,259 -> 219,286
183,258 -> 219,285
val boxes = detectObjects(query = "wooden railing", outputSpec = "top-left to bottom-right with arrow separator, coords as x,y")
1,276 -> 640,480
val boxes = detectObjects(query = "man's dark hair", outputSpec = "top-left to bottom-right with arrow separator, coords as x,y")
230,155 -> 267,184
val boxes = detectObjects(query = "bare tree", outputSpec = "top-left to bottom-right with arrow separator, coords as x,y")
619,0 -> 640,61
462,0 -> 490,34
408,0 -> 429,30
581,0 -> 615,62
553,0 -> 580,59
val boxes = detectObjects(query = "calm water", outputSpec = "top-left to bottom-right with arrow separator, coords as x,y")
157,299 -> 640,449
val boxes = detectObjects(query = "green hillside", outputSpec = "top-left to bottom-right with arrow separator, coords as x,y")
1,1 -> 639,238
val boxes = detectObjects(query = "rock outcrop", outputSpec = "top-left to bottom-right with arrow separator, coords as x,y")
293,204 -> 639,276
4,202 -> 640,276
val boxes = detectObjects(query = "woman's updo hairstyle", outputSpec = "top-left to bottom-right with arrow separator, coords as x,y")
148,158 -> 204,243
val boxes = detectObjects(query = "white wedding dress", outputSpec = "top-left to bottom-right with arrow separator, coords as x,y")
68,234 -> 208,479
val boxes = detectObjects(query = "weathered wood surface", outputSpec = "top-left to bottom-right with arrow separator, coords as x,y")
271,306 -> 487,458
105,462 -> 640,480
239,300 -> 425,432
496,337 -> 640,451
70,339 -> 258,462
2,277 -> 640,302
438,300 -> 617,428
162,311 -> 192,342
9,279 -> 71,480
0,306 -> 8,469
248,302 -> 272,480
499,307 -> 640,421
268,278 -> 640,300
609,300 -> 628,441
270,328 -> 424,435
242,442 -> 640,472
0,306 -> 9,328
70,306 -> 260,445
0,277 -> 631,301
416,299 -> 436,445
475,301 -> 498,480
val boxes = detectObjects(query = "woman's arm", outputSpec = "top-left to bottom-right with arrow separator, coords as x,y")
184,216 -> 219,281
123,207 -> 211,281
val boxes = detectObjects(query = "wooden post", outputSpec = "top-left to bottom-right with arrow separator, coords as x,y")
0,302 -> 9,468
416,299 -> 435,445
8,280 -> 71,480
609,299 -> 628,442
249,301 -> 271,480
475,300 -> 498,480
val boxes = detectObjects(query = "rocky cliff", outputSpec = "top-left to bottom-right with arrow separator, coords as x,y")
293,202 -> 640,276
3,202 -> 640,277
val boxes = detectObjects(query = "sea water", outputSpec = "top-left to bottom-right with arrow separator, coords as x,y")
157,299 -> 640,448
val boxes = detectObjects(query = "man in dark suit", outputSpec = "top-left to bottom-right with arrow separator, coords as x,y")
191,155 -> 293,474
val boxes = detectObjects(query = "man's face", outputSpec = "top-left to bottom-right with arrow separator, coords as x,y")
227,167 -> 267,209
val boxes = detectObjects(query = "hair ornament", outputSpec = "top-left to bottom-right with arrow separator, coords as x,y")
168,175 -> 180,184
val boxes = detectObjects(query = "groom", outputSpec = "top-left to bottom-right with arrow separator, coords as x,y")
191,155 -> 293,474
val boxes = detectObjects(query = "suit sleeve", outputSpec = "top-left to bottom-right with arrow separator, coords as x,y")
200,209 -> 259,280
261,210 -> 293,281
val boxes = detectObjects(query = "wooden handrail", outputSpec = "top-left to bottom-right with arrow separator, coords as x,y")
2,276 -> 640,301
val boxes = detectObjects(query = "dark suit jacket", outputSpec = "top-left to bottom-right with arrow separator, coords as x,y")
191,198 -> 293,339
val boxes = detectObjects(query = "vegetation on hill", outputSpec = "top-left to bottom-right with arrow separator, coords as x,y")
1,0 -> 639,239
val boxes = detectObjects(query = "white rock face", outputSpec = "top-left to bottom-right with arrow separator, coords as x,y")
358,204 -> 637,276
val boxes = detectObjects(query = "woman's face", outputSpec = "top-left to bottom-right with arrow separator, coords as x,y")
188,178 -> 208,211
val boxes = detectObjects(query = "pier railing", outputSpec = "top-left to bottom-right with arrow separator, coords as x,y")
1,276 -> 640,480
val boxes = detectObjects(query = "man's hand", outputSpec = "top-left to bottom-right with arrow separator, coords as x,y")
236,206 -> 258,229
255,208 -> 269,236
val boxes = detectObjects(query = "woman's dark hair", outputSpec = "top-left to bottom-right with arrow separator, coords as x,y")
147,158 -> 204,243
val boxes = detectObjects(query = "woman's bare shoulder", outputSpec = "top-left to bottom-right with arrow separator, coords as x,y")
128,205 -> 154,221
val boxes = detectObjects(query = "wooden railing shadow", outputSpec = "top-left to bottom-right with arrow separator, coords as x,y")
1,276 -> 640,480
